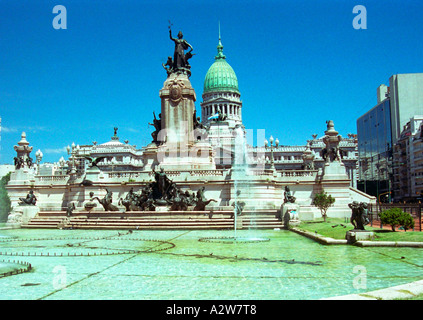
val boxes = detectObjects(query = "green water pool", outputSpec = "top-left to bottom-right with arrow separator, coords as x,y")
0,228 -> 422,300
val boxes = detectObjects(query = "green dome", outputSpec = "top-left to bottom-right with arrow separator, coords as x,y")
203,38 -> 239,94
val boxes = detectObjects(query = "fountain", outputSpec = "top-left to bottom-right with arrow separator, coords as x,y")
199,125 -> 270,244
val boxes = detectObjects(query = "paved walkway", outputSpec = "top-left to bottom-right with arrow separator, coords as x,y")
323,279 -> 423,300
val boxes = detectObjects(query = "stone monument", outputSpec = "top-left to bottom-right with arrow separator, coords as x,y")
13,132 -> 33,170
319,120 -> 351,218
143,27 -> 216,171
7,190 -> 39,228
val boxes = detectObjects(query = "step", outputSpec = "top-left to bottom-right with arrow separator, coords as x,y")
65,219 -> 233,222
21,224 -> 60,229
24,213 -> 283,230
64,225 -> 234,230
64,222 -> 234,227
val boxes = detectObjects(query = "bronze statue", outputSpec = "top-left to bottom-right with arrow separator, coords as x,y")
148,112 -> 162,144
349,201 -> 370,230
84,156 -> 106,169
193,110 -> 208,141
162,56 -> 174,75
169,187 -> 189,211
283,186 -> 296,204
119,188 -> 136,211
66,202 -> 75,217
193,110 -> 206,130
26,157 -> 33,168
92,189 -> 119,211
169,29 -> 193,71
231,190 -> 245,218
152,168 -> 173,200
114,167 -> 217,212
14,156 -> 24,170
193,187 -> 217,211
19,190 -> 37,205
84,192 -> 97,211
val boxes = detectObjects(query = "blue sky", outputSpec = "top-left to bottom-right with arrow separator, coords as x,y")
1,0 -> 422,164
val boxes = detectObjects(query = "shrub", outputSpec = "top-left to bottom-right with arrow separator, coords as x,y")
312,191 -> 335,222
379,207 -> 415,232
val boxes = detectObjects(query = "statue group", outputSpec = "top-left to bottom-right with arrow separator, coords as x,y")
320,146 -> 344,162
14,156 -> 33,170
118,169 -> 216,211
348,201 -> 370,230
162,26 -> 195,77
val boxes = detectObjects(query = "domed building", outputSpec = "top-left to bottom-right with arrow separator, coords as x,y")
201,35 -> 243,128
200,35 -> 244,168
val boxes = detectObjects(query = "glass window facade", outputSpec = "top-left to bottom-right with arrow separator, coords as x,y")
357,99 -> 393,199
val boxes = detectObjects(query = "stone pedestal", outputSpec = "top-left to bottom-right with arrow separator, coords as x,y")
321,161 -> 352,218
322,161 -> 349,180
6,205 -> 39,228
85,166 -> 101,182
281,203 -> 300,228
149,72 -> 216,171
142,143 -> 160,172
8,169 -> 35,186
160,73 -> 196,145
157,141 -> 216,170
281,203 -> 300,220
345,230 -> 375,243
319,120 -> 352,219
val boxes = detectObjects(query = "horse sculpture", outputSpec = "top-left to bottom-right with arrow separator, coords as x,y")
92,189 -> 119,211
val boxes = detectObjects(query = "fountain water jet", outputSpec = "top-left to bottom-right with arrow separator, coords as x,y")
199,125 -> 269,244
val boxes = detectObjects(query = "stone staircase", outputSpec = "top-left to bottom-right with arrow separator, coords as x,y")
22,210 -> 283,230
242,210 -> 283,229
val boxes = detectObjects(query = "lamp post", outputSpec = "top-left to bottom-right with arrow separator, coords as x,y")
66,142 -> 80,175
35,149 -> 43,175
264,135 -> 278,171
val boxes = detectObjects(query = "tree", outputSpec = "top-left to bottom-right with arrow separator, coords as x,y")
312,191 -> 335,222
379,207 -> 415,232
0,172 -> 12,222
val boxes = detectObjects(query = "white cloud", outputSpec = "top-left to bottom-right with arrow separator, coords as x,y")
27,126 -> 51,132
1,126 -> 18,133
0,125 -> 50,134
43,146 -> 68,154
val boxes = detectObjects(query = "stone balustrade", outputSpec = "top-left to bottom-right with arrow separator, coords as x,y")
36,175 -> 68,182
108,171 -> 141,179
280,170 -> 318,177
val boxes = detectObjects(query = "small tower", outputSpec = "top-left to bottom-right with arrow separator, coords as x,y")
13,132 -> 34,170
302,141 -> 315,170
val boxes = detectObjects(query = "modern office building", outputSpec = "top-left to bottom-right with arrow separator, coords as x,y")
413,122 -> 423,200
357,73 -> 423,200
392,117 -> 423,202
